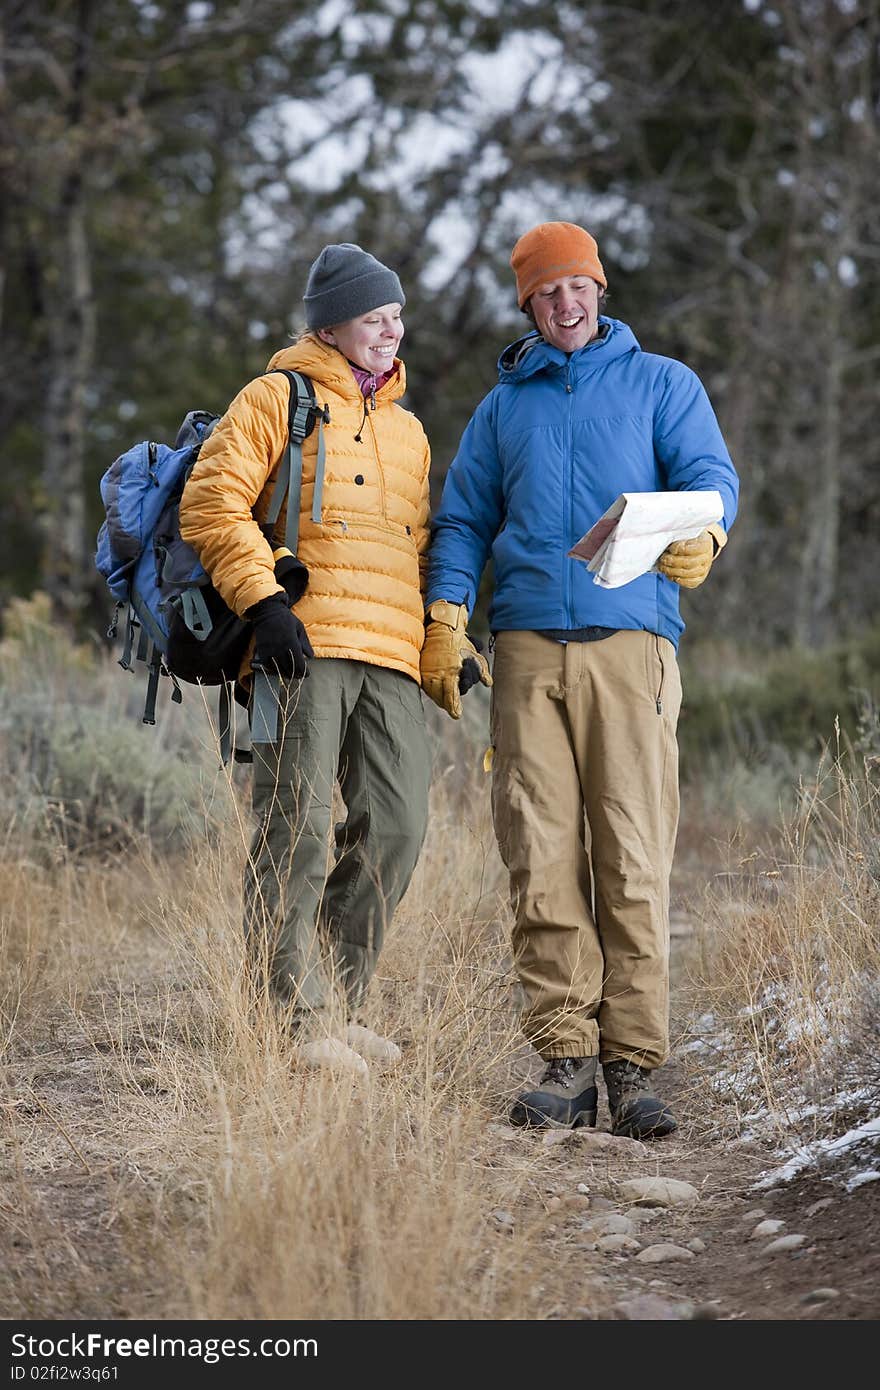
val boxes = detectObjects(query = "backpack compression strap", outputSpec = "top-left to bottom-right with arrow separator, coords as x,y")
262,369 -> 330,553
120,608 -> 182,724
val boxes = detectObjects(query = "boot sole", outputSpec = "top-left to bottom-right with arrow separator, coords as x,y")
509,1089 -> 599,1130
611,1103 -> 677,1140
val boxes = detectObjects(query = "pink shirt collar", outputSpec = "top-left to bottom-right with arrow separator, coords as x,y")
349,363 -> 396,397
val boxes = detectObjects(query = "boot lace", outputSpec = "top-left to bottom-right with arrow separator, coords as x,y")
542,1057 -> 588,1088
606,1060 -> 650,1094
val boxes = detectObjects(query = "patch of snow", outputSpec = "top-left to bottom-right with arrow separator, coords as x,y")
846,1170 -> 880,1193
754,1115 -> 880,1190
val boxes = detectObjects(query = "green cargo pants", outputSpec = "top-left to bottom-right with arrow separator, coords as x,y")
244,659 -> 432,1027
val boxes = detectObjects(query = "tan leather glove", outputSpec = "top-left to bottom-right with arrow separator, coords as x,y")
657,523 -> 727,589
420,600 -> 492,719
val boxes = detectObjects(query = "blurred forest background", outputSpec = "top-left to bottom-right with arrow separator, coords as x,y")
1,0 -> 878,672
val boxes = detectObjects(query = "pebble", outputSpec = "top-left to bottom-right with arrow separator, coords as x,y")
598,1233 -> 642,1254
763,1233 -> 807,1254
542,1128 -> 575,1148
578,1129 -> 646,1152
576,1182 -> 590,1195
627,1207 -> 661,1226
614,1293 -> 691,1320
800,1287 -> 839,1304
635,1243 -> 697,1264
584,1213 -> 636,1237
687,1237 -> 706,1253
491,1209 -> 515,1230
486,1123 -> 521,1141
618,1177 -> 700,1208
690,1302 -> 722,1320
804,1197 -> 834,1218
750,1218 -> 784,1239
587,1195 -> 617,1214
741,1207 -> 766,1221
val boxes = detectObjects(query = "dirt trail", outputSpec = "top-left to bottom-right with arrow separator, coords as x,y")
2,898 -> 877,1322
492,1057 -> 880,1321
481,892 -> 880,1322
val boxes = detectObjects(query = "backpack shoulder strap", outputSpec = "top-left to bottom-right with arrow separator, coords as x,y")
262,369 -> 330,555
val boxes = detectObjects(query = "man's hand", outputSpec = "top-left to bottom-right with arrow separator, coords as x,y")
248,592 -> 314,678
657,524 -> 727,590
420,599 -> 492,718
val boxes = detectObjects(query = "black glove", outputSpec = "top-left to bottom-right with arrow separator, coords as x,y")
458,633 -> 486,697
247,593 -> 314,679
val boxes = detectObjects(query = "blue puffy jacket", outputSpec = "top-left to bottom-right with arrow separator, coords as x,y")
426,317 -> 739,649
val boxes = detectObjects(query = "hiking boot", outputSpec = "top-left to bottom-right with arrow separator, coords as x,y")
345,1023 -> 402,1065
603,1060 -> 677,1139
295,1037 -> 369,1077
509,1056 -> 598,1129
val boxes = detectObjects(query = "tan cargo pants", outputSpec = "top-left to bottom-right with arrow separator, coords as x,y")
490,629 -> 681,1067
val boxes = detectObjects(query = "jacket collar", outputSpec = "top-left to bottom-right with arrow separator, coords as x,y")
497,317 -> 639,384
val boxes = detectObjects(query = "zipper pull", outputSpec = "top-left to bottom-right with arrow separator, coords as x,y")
654,633 -> 664,714
370,381 -> 377,411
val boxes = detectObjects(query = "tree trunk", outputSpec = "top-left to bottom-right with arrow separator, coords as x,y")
42,178 -> 95,626
795,285 -> 843,648
39,0 -> 96,628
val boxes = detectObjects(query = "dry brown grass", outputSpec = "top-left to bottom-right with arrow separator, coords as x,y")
675,748 -> 880,1143
0,741 -> 619,1320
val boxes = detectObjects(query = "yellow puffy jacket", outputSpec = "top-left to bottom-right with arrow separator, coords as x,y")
178,335 -> 431,684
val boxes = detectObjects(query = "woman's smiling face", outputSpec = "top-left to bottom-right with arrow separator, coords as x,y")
319,303 -> 404,373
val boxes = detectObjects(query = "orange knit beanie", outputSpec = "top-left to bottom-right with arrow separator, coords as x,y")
510,222 -> 607,308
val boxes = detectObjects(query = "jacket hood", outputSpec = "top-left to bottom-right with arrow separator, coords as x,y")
498,316 -> 640,383
265,333 -> 407,403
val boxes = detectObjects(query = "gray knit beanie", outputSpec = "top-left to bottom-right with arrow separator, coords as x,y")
303,243 -> 405,329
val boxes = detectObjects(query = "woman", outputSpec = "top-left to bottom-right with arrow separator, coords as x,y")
179,244 -> 433,1074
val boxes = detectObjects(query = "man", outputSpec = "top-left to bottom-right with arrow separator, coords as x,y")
421,221 -> 739,1137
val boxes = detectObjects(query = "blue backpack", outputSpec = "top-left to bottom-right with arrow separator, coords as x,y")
95,368 -> 328,729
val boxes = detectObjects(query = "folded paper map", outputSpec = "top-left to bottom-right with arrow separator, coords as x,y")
568,490 -> 724,589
